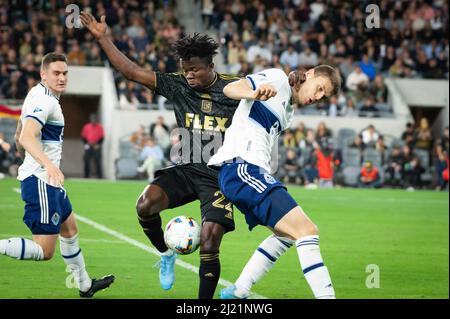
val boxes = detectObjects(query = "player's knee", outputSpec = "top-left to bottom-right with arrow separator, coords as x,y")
200,224 -> 224,252
136,186 -> 167,218
136,195 -> 157,218
42,248 -> 55,260
302,222 -> 319,236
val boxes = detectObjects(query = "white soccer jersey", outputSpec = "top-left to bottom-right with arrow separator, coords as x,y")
208,68 -> 294,173
17,83 -> 64,183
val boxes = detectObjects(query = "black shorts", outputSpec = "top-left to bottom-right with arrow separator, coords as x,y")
151,164 -> 235,233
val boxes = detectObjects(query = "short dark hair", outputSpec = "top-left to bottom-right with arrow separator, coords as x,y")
313,65 -> 341,97
171,33 -> 219,65
41,52 -> 67,70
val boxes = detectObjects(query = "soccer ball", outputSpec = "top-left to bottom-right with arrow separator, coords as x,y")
164,216 -> 201,255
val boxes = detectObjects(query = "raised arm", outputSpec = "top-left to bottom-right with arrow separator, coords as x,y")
19,119 -> 64,187
80,12 -> 156,90
223,79 -> 277,101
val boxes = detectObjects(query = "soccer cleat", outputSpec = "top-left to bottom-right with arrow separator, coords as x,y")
159,253 -> 177,290
219,285 -> 248,299
79,274 -> 115,298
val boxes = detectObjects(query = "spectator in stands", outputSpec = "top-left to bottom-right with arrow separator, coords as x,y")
282,129 -> 297,148
316,121 -> 332,141
386,145 -> 404,187
138,137 -> 164,182
359,96 -> 379,117
358,161 -> 382,188
279,148 -> 301,184
359,54 -> 376,81
298,46 -> 318,69
401,122 -> 416,148
361,124 -> 379,147
119,88 -> 140,110
328,96 -> 339,117
294,122 -> 307,144
280,45 -> 299,69
389,58 -> 409,78
340,98 -> 357,117
434,141 -> 448,191
314,138 -> 334,188
403,154 -> 425,190
345,65 -> 369,102
81,114 -> 104,179
414,117 -> 433,152
67,40 -> 86,66
246,38 -> 272,64
150,115 -> 170,151
375,135 -> 388,165
299,129 -> 318,188
369,74 -> 388,104
130,124 -> 148,150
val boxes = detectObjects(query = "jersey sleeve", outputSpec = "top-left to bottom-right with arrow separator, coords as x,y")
154,72 -> 182,100
22,95 -> 54,127
245,68 -> 288,92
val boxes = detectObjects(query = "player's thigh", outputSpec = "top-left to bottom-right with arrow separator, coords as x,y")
148,165 -> 197,209
60,213 -> 78,238
195,174 -> 235,234
274,206 -> 318,240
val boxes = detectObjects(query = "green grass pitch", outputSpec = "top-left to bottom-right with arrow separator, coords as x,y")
0,177 -> 448,299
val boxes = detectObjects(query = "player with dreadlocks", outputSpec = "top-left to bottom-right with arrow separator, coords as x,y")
80,12 -> 241,298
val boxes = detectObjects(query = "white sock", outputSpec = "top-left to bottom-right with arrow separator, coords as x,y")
60,234 -> 92,292
0,238 -> 43,260
235,235 -> 293,297
296,235 -> 335,299
160,249 -> 174,256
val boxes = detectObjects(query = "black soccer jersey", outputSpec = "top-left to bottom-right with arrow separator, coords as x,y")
154,71 -> 240,166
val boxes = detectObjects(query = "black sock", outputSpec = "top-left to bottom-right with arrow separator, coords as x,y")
138,214 -> 168,253
198,251 -> 220,299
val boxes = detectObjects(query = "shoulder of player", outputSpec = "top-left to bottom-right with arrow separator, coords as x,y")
217,73 -> 240,83
27,85 -> 59,109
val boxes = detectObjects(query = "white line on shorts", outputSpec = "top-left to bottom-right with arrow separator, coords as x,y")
11,187 -> 267,299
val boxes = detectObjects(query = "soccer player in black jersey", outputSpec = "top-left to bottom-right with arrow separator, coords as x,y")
81,12 -> 240,299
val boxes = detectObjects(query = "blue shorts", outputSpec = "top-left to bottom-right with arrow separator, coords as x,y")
218,159 -> 298,231
20,175 -> 73,235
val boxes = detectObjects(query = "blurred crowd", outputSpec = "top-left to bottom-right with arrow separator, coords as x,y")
275,119 -> 449,190
0,0 -> 181,109
209,0 -> 449,117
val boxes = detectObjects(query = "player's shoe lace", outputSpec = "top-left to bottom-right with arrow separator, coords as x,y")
157,253 -> 177,290
79,274 -> 115,298
219,285 -> 248,299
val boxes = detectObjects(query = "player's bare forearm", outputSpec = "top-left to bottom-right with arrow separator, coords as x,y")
19,121 -> 53,168
80,11 -> 156,89
98,36 -> 156,89
224,79 -> 277,101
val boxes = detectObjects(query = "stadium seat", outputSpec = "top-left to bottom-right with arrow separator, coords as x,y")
343,166 -> 361,186
337,128 -> 356,150
413,148 -> 432,184
119,141 -> 139,159
342,147 -> 361,167
115,157 -> 139,179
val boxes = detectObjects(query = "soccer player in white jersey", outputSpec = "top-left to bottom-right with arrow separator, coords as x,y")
208,66 -> 341,299
0,53 -> 114,298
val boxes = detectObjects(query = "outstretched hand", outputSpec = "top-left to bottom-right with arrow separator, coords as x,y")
80,11 -> 108,40
253,84 -> 277,101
